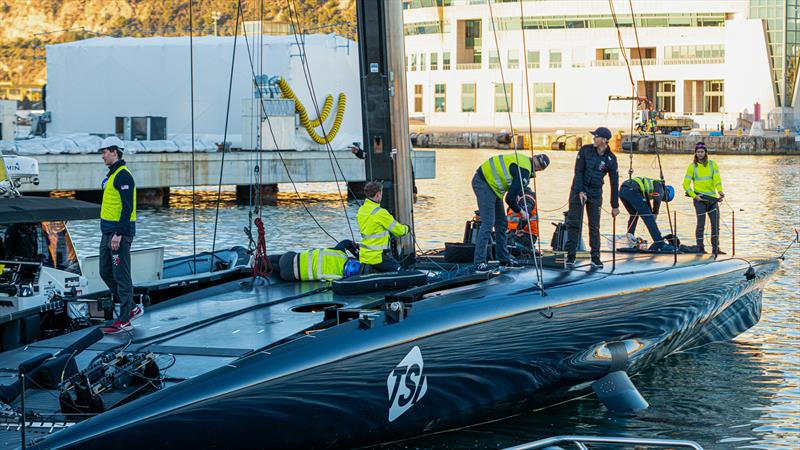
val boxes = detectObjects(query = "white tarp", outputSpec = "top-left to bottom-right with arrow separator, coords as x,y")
45,34 -> 362,151
4,134 -> 220,155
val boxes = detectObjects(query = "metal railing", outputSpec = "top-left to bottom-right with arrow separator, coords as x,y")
590,57 -> 724,67
505,435 -> 704,450
527,62 -> 540,68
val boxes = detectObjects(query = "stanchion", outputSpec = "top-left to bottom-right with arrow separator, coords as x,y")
732,210 -> 736,256
20,373 -> 26,450
612,215 -> 616,271
673,211 -> 678,265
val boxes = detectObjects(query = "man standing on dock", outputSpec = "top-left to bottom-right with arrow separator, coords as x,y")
97,137 -> 141,334
564,127 -> 620,269
357,181 -> 409,272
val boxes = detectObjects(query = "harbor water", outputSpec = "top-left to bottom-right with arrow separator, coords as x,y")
67,149 -> 799,448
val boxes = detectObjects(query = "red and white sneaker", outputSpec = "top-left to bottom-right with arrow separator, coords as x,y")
129,305 -> 144,322
102,320 -> 133,334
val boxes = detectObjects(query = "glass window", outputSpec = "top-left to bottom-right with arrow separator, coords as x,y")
488,50 -> 500,68
443,51 -> 451,70
507,49 -> 519,69
414,84 -> 423,112
430,52 -> 439,70
656,81 -> 676,113
461,83 -> 476,112
527,50 -> 540,68
420,53 -> 426,71
495,83 -> 513,113
434,84 -> 446,112
411,54 -> 417,72
534,82 -> 554,112
703,80 -> 724,113
549,50 -> 562,68
600,48 -> 619,60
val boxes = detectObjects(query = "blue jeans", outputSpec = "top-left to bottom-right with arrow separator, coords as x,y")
619,185 -> 664,245
472,173 -> 509,264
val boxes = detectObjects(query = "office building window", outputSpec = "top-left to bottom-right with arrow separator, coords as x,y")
414,84 -> 423,112
411,54 -> 417,71
598,48 -> 619,60
420,53 -> 426,71
703,80 -> 724,113
443,51 -> 451,70
488,50 -> 500,69
508,49 -> 519,69
549,50 -> 562,68
461,83 -> 476,112
430,52 -> 439,70
434,84 -> 446,112
534,83 -> 555,112
527,50 -> 540,68
495,83 -> 513,113
656,81 -> 676,112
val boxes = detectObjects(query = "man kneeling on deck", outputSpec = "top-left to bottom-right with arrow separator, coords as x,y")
619,176 -> 676,252
278,240 -> 362,281
357,181 -> 409,272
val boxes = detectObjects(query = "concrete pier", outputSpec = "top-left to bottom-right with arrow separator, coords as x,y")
23,150 -> 436,195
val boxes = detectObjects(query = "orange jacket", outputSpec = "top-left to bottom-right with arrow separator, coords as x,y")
506,205 -> 538,237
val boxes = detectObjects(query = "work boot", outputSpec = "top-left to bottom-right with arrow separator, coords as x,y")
474,262 -> 492,273
499,260 -> 523,270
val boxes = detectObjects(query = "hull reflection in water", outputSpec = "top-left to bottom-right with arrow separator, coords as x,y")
6,253 -> 778,449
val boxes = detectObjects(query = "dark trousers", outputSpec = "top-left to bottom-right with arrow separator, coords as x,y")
368,250 -> 400,272
472,173 -> 509,264
99,233 -> 133,322
694,198 -> 720,250
619,185 -> 664,244
565,192 -> 601,258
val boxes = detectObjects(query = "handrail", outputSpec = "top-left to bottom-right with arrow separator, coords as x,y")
504,435 -> 704,450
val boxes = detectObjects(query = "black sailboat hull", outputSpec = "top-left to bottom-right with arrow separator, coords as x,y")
31,255 -> 778,449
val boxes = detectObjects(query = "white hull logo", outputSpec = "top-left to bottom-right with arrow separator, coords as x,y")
387,346 -> 428,422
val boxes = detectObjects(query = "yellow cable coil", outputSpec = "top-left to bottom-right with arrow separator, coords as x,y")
277,78 -> 346,145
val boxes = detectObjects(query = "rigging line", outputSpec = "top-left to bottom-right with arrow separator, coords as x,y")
608,0 -> 636,89
488,0 -> 544,293
258,0 -> 265,215
238,6 -> 339,244
517,0 -> 546,287
188,0 -> 197,269
286,0 -> 358,241
211,0 -> 243,269
628,0 -> 647,86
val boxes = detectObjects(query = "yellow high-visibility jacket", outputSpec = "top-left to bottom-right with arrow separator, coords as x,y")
356,199 -> 408,265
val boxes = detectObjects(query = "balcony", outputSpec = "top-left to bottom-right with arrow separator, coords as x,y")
663,57 -> 724,65
456,63 -> 482,70
590,57 -> 724,67
527,62 -> 540,69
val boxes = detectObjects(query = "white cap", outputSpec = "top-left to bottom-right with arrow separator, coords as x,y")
99,136 -> 125,152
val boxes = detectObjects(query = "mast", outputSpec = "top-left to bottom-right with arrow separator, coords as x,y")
355,0 -> 415,262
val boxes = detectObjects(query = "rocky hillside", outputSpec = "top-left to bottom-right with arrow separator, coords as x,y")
0,0 -> 355,85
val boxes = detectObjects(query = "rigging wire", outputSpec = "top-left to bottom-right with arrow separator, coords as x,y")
516,0 -> 546,290
607,0 -> 637,180
210,0 -> 243,268
285,0 -> 358,241
487,0 -> 544,294
237,6 -> 339,244
188,0 -> 197,269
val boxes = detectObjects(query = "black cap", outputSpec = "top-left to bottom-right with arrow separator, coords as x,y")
590,127 -> 612,140
535,154 -> 550,169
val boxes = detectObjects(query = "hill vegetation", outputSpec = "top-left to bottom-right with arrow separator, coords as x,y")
0,0 -> 355,86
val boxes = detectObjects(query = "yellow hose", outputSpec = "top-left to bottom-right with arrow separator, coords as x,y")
277,78 -> 346,145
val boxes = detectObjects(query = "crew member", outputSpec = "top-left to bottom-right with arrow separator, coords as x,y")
619,176 -> 675,252
472,153 -> 550,272
507,188 -> 539,255
357,181 -> 409,272
277,240 -> 361,281
683,142 -> 726,255
564,127 -> 620,269
98,136 -> 141,334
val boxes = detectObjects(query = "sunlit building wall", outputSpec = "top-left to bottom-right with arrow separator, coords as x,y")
402,0 -> 796,131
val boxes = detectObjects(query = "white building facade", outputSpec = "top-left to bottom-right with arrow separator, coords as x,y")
402,0 -> 800,131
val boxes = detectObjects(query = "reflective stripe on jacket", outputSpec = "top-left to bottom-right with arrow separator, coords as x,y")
632,177 -> 656,196
101,165 -> 137,222
296,248 -> 348,281
356,198 -> 409,265
479,154 -> 532,199
682,160 -> 722,199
